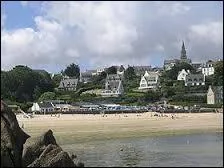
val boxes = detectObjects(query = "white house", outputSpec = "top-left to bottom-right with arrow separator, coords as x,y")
207,85 -> 223,104
177,69 -> 190,81
101,74 -> 124,97
138,71 -> 160,90
31,102 -> 55,114
201,60 -> 215,76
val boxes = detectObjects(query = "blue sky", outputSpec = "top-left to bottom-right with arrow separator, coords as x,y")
1,1 -> 223,73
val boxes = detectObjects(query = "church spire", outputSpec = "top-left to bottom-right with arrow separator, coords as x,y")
181,41 -> 187,60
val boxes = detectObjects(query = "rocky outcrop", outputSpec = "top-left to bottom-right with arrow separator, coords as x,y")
1,100 -> 84,167
1,100 -> 30,167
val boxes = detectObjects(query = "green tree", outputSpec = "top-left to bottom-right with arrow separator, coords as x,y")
162,62 -> 196,80
1,65 -> 54,102
38,92 -> 56,102
124,66 -> 136,80
63,63 -> 80,78
52,73 -> 63,88
213,60 -> 223,86
105,66 -> 117,74
144,90 -> 162,102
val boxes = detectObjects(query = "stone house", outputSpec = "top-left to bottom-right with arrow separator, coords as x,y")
207,85 -> 223,104
184,73 -> 205,86
58,76 -> 78,91
138,71 -> 160,90
101,74 -> 124,97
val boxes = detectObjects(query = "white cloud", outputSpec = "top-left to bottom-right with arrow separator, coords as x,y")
188,21 -> 223,45
156,2 -> 191,16
20,1 -> 28,7
1,1 -> 223,72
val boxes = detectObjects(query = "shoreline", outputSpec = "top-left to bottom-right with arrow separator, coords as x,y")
16,112 -> 223,145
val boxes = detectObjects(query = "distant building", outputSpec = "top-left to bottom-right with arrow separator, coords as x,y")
133,65 -> 152,76
202,60 -> 215,76
31,102 -> 54,114
177,69 -> 190,81
58,76 -> 78,91
80,71 -> 93,83
101,74 -> 124,97
207,85 -> 223,104
117,65 -> 125,76
164,41 -> 191,71
163,59 -> 180,71
185,73 -> 205,86
138,71 -> 160,90
191,63 -> 203,72
179,41 -> 191,64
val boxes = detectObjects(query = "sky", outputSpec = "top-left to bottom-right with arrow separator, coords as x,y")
1,1 -> 223,73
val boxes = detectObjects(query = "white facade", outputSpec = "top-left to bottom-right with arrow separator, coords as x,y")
207,86 -> 215,104
138,71 -> 160,90
202,66 -> 214,76
201,61 -> 215,76
177,69 -> 189,81
31,103 -> 41,112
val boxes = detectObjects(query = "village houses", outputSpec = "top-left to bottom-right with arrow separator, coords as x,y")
138,71 -> 160,90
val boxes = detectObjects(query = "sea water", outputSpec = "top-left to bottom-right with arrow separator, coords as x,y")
61,132 -> 223,167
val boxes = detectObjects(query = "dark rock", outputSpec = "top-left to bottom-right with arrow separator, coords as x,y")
27,144 -> 75,167
22,129 -> 58,166
75,160 -> 85,167
1,100 -> 30,167
71,153 -> 77,160
1,100 -> 82,167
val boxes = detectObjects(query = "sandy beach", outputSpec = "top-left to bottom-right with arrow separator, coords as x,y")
16,112 -> 223,145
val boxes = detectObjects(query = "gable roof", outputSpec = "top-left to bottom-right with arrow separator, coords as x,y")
107,74 -> 121,81
105,80 -> 121,90
81,71 -> 92,77
58,78 -> 78,88
210,86 -> 223,94
118,65 -> 125,72
186,73 -> 204,79
38,102 -> 54,108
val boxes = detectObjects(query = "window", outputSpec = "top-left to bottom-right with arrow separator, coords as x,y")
194,78 -> 197,81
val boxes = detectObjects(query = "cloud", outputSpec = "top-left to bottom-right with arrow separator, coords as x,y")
186,21 -> 223,62
1,1 -> 223,72
20,1 -> 28,7
156,1 -> 191,16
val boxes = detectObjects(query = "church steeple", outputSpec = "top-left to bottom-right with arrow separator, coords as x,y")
180,41 -> 187,60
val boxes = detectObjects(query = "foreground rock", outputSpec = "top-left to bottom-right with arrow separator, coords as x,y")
1,100 -> 30,167
1,100 -> 84,167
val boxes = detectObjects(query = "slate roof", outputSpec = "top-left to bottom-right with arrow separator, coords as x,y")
164,59 -> 179,64
58,78 -> 78,88
107,74 -> 122,81
133,66 -> 152,71
185,73 -> 204,82
118,65 -> 125,72
211,86 -> 223,94
38,102 -> 54,108
105,80 -> 121,90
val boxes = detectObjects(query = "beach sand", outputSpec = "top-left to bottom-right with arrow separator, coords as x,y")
16,112 -> 223,145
